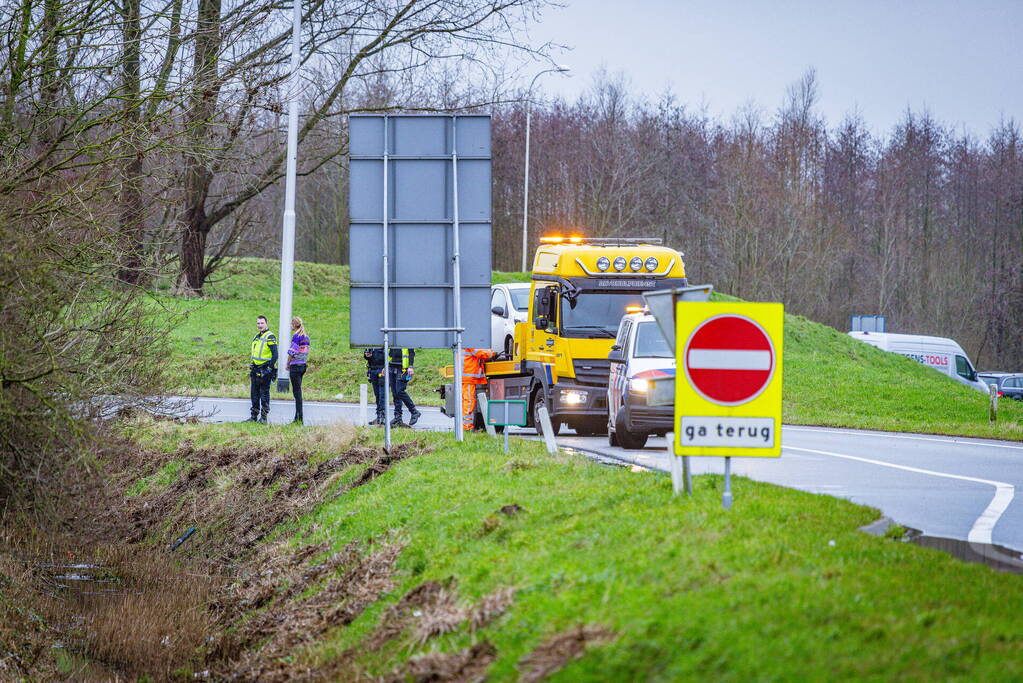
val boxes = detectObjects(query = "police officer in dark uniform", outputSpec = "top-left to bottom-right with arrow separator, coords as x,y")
388,347 -> 421,427
364,347 -> 386,425
246,315 -> 278,423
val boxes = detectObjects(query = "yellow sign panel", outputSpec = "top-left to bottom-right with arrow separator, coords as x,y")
673,301 -> 783,457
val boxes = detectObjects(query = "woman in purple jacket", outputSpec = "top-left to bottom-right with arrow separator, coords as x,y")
286,316 -> 311,423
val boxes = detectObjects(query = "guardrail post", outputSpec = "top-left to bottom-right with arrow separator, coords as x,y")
989,382 -> 998,423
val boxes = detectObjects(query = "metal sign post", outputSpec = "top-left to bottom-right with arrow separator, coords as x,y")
381,121 -> 392,451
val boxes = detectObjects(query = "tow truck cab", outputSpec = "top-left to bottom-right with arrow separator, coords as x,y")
485,237 -> 687,435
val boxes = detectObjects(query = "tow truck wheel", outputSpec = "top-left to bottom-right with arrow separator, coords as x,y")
614,411 -> 648,449
531,391 -> 560,436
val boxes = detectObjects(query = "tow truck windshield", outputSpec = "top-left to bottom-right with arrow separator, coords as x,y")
561,291 -> 646,338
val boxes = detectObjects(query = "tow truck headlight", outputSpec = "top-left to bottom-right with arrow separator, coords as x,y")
645,257 -> 658,272
629,378 -> 649,393
629,256 -> 643,271
613,256 -> 627,271
596,256 -> 610,272
560,389 -> 588,405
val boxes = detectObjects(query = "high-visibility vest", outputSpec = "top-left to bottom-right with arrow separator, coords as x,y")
251,330 -> 277,364
462,348 -> 493,381
401,348 -> 410,371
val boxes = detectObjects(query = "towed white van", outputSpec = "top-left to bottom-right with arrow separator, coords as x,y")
848,331 -> 990,393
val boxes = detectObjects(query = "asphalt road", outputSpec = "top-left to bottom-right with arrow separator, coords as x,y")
187,396 -> 1023,555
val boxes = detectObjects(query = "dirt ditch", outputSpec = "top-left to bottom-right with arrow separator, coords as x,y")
1,430 -> 429,680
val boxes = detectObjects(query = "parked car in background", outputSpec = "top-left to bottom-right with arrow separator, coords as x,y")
848,331 -> 990,393
607,310 -> 675,449
978,372 -> 1023,400
490,283 -> 531,355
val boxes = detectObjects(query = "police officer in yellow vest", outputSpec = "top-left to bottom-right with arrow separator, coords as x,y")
245,315 -> 278,423
388,347 -> 421,427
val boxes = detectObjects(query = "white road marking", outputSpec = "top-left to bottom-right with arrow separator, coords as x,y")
687,349 -> 771,370
785,426 -> 1023,451
785,446 -> 1015,544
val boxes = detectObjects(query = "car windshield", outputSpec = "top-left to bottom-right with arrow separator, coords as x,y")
508,288 -> 530,311
561,291 -> 646,338
634,321 -> 672,358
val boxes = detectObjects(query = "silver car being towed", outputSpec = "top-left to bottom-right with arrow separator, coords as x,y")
607,311 -> 675,449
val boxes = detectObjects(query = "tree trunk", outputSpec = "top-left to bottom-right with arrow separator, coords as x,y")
177,0 -> 222,295
117,0 -> 145,285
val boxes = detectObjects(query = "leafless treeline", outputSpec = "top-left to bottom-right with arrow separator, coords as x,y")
490,71 -> 1021,370
0,0 -> 548,486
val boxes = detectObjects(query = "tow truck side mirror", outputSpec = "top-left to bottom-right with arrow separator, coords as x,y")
608,344 -> 626,363
535,316 -> 549,330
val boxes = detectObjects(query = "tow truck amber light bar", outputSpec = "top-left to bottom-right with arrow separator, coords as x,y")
539,236 -> 664,246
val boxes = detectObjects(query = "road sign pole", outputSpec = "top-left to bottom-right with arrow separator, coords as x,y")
503,429 -> 509,454
382,116 -> 391,453
683,456 -> 693,496
451,116 -> 464,442
722,457 -> 732,509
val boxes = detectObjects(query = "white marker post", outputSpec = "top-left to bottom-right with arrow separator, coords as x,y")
359,383 -> 368,426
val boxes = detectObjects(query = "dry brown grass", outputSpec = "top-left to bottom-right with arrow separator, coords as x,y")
388,641 -> 498,683
0,422 -> 433,681
516,624 -> 615,683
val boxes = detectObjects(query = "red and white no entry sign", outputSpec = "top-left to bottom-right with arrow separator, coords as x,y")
683,314 -> 775,405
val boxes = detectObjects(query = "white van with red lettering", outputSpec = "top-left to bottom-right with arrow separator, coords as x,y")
848,331 -> 990,393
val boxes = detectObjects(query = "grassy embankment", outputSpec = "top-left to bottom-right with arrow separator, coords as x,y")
162,258 -> 1023,439
159,258 -> 529,408
87,417 -> 1023,680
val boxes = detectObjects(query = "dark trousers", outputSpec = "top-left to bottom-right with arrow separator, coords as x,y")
249,364 -> 273,418
390,369 -> 417,418
289,364 -> 306,419
369,370 -> 386,417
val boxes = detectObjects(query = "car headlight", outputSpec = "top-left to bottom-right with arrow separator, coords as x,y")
596,256 -> 610,272
613,256 -> 626,272
560,389 -> 588,405
629,256 -> 643,272
629,378 -> 649,393
645,257 -> 658,272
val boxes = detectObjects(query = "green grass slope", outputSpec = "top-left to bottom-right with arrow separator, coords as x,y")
129,420 -> 1023,680
161,258 -> 1023,439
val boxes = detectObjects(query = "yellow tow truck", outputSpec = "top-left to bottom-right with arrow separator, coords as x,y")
463,236 -> 688,435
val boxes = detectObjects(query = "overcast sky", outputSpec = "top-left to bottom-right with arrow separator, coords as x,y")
525,0 -> 1022,136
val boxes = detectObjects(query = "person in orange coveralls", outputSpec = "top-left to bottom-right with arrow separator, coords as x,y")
461,347 -> 496,431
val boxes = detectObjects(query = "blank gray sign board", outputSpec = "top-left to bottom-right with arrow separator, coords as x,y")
349,114 -> 492,349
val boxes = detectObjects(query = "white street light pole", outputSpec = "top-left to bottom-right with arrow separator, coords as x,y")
277,0 -> 301,392
520,65 -> 569,273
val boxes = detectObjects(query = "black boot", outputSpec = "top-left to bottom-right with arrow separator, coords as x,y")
368,413 -> 385,426
257,412 -> 268,424
243,416 -> 258,423
408,410 -> 422,426
390,416 -> 405,428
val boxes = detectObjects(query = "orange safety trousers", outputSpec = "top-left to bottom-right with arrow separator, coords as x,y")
461,382 -> 480,430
